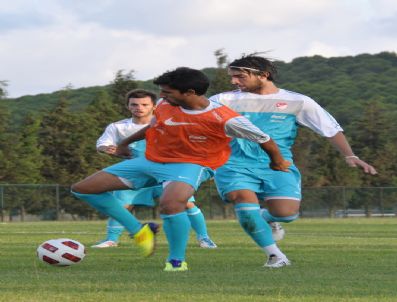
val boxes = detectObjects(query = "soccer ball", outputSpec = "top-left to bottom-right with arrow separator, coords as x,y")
37,238 -> 86,266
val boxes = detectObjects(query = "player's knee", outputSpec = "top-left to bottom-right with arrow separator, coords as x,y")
270,212 -> 299,223
185,202 -> 195,209
225,192 -> 245,203
159,199 -> 186,214
71,182 -> 85,194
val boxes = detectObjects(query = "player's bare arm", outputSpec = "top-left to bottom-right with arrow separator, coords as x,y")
224,116 -> 291,172
97,145 -> 117,155
327,132 -> 377,175
259,139 -> 291,172
115,124 -> 150,157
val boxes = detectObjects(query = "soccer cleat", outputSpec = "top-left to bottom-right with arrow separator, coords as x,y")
163,259 -> 188,272
91,240 -> 118,248
269,222 -> 285,241
133,222 -> 159,257
264,254 -> 291,268
198,237 -> 217,249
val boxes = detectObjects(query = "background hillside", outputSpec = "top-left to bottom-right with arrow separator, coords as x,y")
3,52 -> 397,127
1,51 -> 396,218
1,52 -> 397,185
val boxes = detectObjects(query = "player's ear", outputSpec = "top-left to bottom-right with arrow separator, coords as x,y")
259,71 -> 270,80
185,89 -> 196,96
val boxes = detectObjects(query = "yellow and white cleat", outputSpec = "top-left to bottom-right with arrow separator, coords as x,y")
163,259 -> 188,272
133,223 -> 159,257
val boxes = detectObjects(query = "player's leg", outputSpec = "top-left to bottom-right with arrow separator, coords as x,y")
72,159 -> 159,256
92,191 -> 136,248
160,181 -> 193,272
215,166 -> 290,268
260,165 -> 302,240
186,200 -> 217,248
72,171 -> 144,235
157,163 -> 212,271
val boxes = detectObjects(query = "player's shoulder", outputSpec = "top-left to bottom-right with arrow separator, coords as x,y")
105,118 -> 133,130
112,118 -> 132,126
210,89 -> 242,101
278,89 -> 316,103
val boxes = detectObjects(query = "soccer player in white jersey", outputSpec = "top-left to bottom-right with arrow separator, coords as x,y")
92,89 -> 217,249
72,67 -> 291,271
210,54 -> 377,268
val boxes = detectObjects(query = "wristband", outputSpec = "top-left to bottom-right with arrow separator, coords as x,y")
345,155 -> 359,160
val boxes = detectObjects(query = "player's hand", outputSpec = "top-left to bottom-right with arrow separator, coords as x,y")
269,159 -> 291,172
345,157 -> 377,175
101,145 -> 117,155
115,144 -> 132,159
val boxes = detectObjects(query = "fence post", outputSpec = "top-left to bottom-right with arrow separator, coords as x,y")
342,186 -> 347,217
209,181 -> 214,219
0,186 -> 3,222
55,184 -> 60,221
379,187 -> 384,216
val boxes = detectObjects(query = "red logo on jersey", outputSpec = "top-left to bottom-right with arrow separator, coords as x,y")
276,102 -> 288,110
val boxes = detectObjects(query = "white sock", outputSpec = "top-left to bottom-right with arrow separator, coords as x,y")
262,244 -> 286,258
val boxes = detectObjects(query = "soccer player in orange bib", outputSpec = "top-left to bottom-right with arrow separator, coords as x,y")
72,67 -> 291,271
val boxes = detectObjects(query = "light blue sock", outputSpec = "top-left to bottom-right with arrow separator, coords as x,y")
160,211 -> 191,261
235,203 -> 274,248
186,206 -> 208,240
72,191 -> 142,235
261,208 -> 299,223
106,218 -> 124,242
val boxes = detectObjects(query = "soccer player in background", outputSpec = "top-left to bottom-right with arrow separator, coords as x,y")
92,89 -> 217,249
72,67 -> 291,271
210,54 -> 377,267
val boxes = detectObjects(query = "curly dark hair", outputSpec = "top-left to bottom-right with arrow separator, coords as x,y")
153,67 -> 210,96
229,53 -> 278,81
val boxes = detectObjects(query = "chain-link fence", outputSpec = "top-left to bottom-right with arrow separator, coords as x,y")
1,183 -> 396,222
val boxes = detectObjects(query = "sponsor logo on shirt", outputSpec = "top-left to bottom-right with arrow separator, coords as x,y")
164,118 -> 197,126
271,115 -> 287,119
276,102 -> 288,110
211,111 -> 223,121
189,135 -> 207,142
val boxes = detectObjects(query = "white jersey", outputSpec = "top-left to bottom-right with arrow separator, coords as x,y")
210,89 -> 343,167
96,118 -> 148,158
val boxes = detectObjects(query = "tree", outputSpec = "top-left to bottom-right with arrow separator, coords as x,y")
207,49 -> 235,96
8,115 -> 44,183
0,80 -> 8,99
110,70 -> 138,115
0,102 -> 13,182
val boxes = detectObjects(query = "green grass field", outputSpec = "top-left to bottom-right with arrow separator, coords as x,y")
0,219 -> 396,302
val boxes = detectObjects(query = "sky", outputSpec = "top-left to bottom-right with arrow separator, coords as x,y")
1,0 -> 396,98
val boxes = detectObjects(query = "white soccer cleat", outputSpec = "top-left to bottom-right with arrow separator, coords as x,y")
269,222 -> 285,241
198,237 -> 217,249
91,240 -> 118,248
264,254 -> 291,268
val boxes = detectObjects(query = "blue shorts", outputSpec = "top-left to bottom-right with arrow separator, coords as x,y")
214,164 -> 301,202
113,186 -> 196,207
103,157 -> 213,191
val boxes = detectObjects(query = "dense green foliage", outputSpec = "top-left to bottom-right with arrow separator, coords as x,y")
1,52 -> 396,217
1,219 -> 396,301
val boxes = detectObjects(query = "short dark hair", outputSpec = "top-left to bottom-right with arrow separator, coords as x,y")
229,54 -> 278,81
125,89 -> 157,106
153,67 -> 210,96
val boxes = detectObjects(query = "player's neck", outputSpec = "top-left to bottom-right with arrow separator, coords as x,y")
132,116 -> 152,125
255,81 -> 279,95
181,96 -> 210,110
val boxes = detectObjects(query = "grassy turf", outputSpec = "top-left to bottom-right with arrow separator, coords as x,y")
0,219 -> 396,302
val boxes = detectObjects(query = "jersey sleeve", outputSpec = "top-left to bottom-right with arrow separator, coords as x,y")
96,123 -> 119,148
225,116 -> 270,143
296,96 -> 343,137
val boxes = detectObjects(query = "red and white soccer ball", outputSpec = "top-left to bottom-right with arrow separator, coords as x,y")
37,238 -> 86,266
